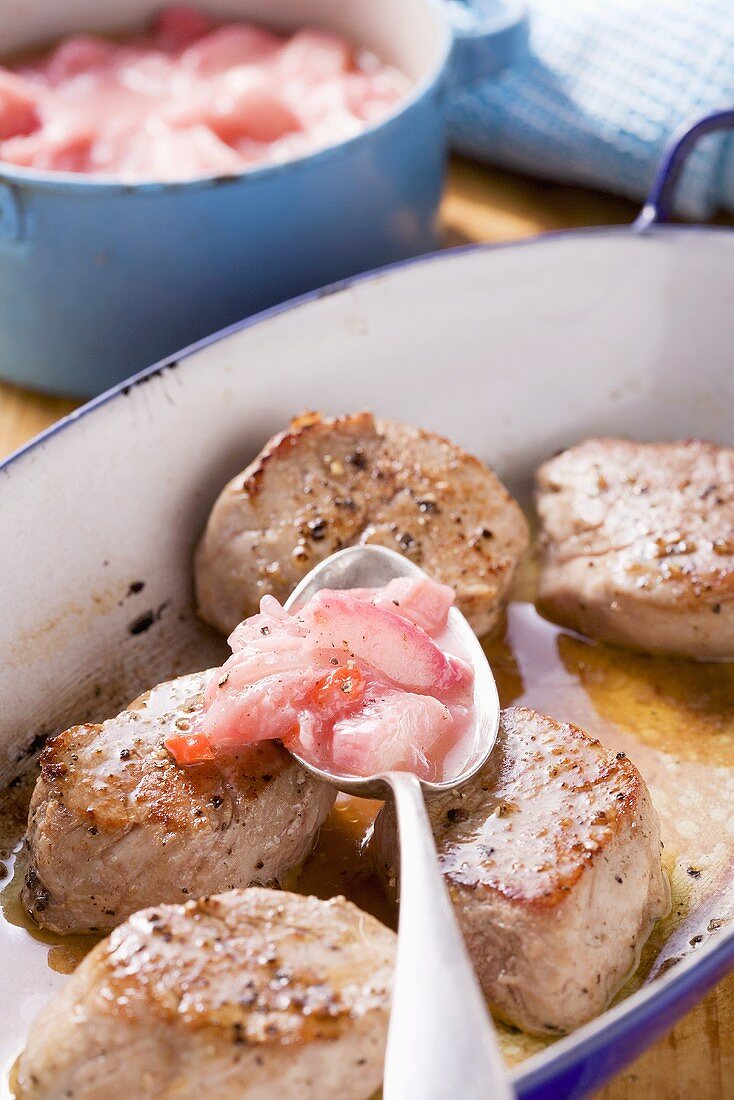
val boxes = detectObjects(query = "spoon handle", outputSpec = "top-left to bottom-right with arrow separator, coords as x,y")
382,771 -> 514,1100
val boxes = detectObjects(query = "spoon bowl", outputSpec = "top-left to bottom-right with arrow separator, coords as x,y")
284,544 -> 513,1100
284,544 -> 502,797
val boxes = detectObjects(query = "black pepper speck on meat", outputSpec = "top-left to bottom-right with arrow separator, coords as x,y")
195,411 -> 528,637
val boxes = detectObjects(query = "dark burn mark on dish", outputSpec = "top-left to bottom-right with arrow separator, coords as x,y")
120,359 -> 180,397
128,611 -> 155,636
656,955 -> 683,977
127,580 -> 145,596
128,602 -> 169,636
446,807 -> 468,824
14,730 -> 48,765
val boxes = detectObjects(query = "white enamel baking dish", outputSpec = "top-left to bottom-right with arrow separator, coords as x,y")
1,113 -> 733,1098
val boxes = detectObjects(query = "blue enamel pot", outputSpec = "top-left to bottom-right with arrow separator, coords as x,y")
0,0 -> 527,397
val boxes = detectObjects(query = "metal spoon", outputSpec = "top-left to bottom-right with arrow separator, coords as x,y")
285,545 -> 513,1100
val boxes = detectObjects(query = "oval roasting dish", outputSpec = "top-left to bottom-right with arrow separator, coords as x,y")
1,126 -> 734,1098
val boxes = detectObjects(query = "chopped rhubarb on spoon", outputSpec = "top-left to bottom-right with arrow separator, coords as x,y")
301,590 -> 471,695
362,577 -> 456,634
165,576 -> 474,779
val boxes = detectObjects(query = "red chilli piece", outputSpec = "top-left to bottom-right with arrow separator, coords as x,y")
309,661 -> 366,711
164,729 -> 215,765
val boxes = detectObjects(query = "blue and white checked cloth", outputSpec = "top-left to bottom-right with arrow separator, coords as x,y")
447,0 -> 734,218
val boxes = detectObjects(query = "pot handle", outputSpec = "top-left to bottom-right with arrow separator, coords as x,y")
635,108 -> 734,230
444,0 -> 529,88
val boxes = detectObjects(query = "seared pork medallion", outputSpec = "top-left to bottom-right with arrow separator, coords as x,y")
372,707 -> 669,1035
536,438 -> 734,659
195,411 -> 529,638
23,673 -> 334,934
16,889 -> 395,1100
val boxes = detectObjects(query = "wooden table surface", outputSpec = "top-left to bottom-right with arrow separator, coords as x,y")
0,158 -> 732,1098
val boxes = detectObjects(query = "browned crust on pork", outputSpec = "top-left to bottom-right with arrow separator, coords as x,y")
15,889 -> 396,1100
195,411 -> 529,638
94,891 -> 394,1044
432,707 -> 645,909
371,706 -> 668,1034
22,674 -> 335,934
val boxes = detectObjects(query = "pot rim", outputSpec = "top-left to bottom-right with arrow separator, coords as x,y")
0,0 -> 452,196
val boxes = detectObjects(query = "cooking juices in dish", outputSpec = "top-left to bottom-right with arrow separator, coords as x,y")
167,577 -> 476,781
0,5 -> 409,179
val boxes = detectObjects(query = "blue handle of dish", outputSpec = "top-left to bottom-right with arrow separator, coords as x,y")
444,0 -> 529,88
635,108 -> 734,229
